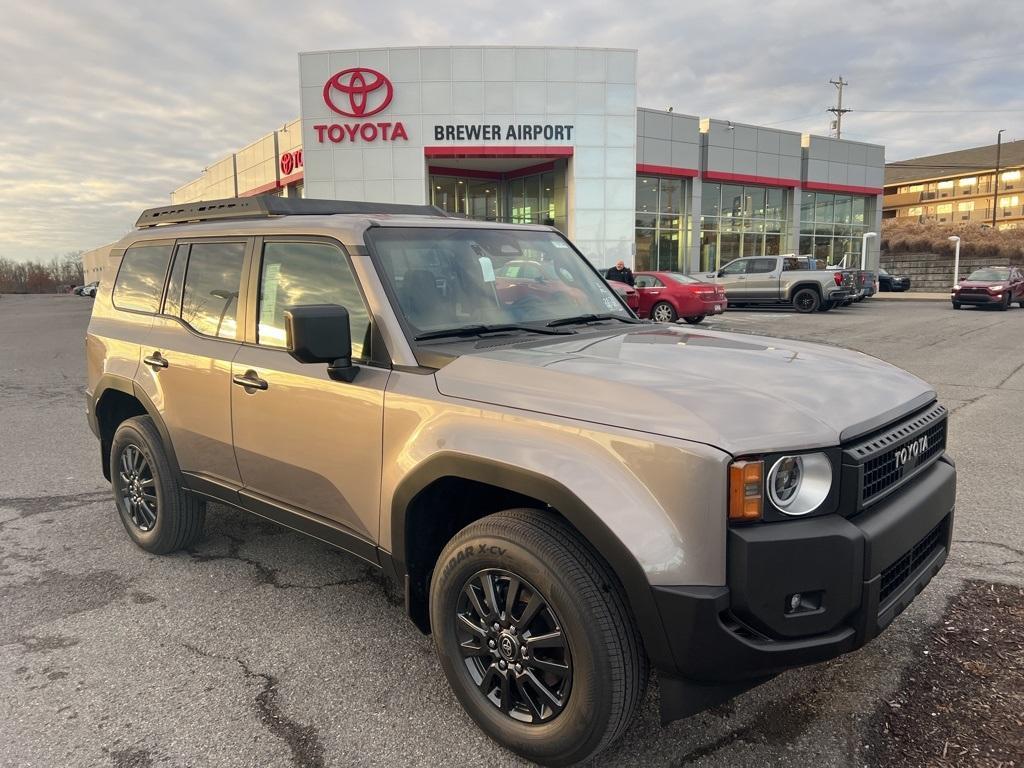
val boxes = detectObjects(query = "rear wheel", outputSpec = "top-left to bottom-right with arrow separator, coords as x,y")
683,315 -> 705,325
651,301 -> 678,323
430,510 -> 648,766
792,288 -> 820,314
110,416 -> 205,554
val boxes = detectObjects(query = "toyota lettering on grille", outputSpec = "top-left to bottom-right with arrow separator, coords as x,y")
894,434 -> 930,469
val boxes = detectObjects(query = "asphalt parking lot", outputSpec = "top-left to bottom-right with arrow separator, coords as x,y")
1,294 -> 1021,768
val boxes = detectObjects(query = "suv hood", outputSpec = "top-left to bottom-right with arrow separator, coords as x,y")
434,326 -> 935,454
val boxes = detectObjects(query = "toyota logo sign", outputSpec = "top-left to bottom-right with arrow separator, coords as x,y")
323,67 -> 394,118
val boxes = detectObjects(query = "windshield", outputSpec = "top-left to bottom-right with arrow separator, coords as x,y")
966,268 -> 1009,281
367,227 -> 631,335
665,272 -> 700,285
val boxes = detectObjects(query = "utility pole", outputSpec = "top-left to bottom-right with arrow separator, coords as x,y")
992,129 -> 1005,227
827,77 -> 851,138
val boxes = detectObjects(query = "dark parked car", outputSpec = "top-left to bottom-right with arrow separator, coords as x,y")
951,266 -> 1024,310
878,268 -> 910,292
634,271 -> 727,324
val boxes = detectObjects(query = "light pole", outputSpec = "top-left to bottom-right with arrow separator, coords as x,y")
948,235 -> 961,288
861,231 -> 877,270
992,129 -> 1005,227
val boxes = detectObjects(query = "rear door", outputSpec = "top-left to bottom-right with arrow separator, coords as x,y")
633,274 -> 666,316
743,257 -> 782,299
135,238 -> 249,490
229,237 -> 389,552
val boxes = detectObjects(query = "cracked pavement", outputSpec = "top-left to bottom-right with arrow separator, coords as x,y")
1,294 -> 1021,768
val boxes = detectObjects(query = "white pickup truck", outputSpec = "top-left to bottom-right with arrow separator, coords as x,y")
704,255 -> 855,313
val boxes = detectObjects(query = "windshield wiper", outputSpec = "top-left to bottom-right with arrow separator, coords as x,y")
414,324 -> 574,341
545,313 -> 644,328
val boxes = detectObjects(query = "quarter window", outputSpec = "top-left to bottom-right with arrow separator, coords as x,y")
178,242 -> 246,339
257,241 -> 370,358
112,244 -> 172,313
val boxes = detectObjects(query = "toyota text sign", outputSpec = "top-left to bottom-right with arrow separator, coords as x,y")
313,68 -> 408,144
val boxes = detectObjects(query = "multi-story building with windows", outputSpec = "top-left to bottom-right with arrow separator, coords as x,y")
171,46 -> 885,273
884,139 -> 1024,229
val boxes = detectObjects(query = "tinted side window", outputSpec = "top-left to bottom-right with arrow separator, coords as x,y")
179,242 -> 246,339
748,258 -> 778,274
258,241 -> 370,358
112,244 -> 172,312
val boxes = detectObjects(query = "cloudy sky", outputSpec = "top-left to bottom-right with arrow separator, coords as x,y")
1,0 -> 1021,262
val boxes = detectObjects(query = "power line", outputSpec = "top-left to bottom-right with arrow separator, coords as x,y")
855,108 -> 1024,114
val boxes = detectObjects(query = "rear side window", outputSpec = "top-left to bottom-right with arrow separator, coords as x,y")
748,258 -> 778,274
257,241 -> 370,358
112,244 -> 172,312
178,242 -> 246,339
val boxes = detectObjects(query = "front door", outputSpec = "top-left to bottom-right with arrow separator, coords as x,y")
136,239 -> 249,488
230,238 -> 389,546
711,257 -> 751,300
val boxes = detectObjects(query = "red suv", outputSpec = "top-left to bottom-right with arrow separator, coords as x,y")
951,266 -> 1024,310
634,271 -> 727,324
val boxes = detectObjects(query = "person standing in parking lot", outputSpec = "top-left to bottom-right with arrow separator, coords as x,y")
606,260 -> 635,286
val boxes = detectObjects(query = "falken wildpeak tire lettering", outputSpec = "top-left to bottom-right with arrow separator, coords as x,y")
429,509 -> 648,767
110,416 -> 205,554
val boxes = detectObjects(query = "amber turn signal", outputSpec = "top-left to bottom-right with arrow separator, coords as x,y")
729,460 -> 764,521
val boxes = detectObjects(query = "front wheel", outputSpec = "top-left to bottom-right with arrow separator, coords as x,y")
650,301 -> 678,323
952,302 -> 962,310
998,294 -> 1011,311
430,510 -> 648,766
792,288 -> 821,313
683,315 -> 705,325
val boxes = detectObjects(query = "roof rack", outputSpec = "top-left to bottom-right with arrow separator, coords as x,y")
135,197 -> 448,228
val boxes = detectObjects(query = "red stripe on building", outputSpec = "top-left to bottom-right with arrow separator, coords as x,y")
428,165 -> 503,179
240,171 -> 305,197
702,170 -> 800,188
636,164 -> 698,178
423,146 -> 574,158
803,180 -> 883,196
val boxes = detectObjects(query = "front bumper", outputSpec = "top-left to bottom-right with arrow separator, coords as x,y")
653,457 -> 955,722
952,291 -> 1003,305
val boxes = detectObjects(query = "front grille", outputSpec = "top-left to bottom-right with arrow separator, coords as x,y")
845,404 -> 947,509
879,520 -> 947,604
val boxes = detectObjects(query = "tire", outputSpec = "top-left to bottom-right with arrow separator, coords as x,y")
998,294 -> 1011,311
792,288 -> 820,314
683,315 -> 705,325
110,416 -> 205,554
952,302 -> 961,310
650,301 -> 678,323
430,509 -> 648,767
1018,300 -> 1024,308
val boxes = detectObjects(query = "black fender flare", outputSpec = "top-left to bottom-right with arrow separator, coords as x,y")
390,452 -> 675,671
93,374 -> 183,484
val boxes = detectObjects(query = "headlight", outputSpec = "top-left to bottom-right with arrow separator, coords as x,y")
953,284 -> 961,291
767,453 -> 832,516
990,284 -> 1004,292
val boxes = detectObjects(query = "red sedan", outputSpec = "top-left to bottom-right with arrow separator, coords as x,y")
634,271 -> 727,324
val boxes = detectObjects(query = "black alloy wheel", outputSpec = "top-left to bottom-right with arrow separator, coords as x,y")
456,569 -> 572,724
115,444 -> 158,531
793,288 -> 820,313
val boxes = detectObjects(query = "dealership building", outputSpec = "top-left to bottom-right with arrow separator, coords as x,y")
172,46 -> 885,273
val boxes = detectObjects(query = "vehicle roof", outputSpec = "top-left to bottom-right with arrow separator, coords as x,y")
114,211 -> 557,250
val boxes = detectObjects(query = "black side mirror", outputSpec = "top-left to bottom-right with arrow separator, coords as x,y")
284,304 -> 359,382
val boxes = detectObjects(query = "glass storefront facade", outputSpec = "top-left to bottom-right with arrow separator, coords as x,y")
799,192 -> 870,267
634,176 -> 691,272
699,183 -> 790,272
430,170 -> 561,228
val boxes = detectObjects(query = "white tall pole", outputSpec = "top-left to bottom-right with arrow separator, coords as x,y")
861,231 -> 877,270
948,236 -> 961,287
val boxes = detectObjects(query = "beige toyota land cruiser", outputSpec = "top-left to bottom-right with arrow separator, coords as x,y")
87,197 -> 955,766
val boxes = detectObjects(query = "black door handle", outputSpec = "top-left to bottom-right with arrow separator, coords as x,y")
143,352 -> 168,370
232,370 -> 268,391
